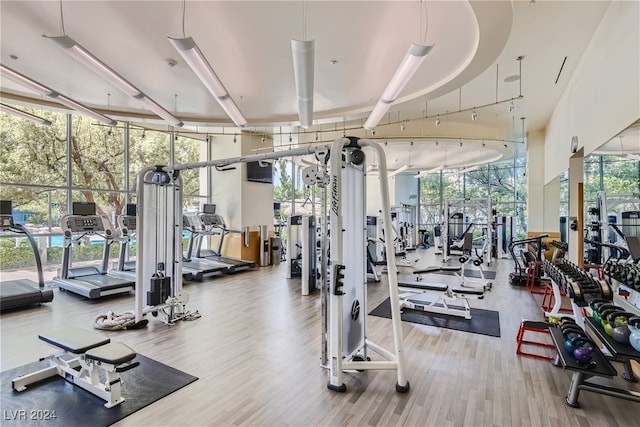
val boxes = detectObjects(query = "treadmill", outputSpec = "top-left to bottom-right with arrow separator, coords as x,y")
195,204 -> 256,272
110,203 -> 138,282
0,200 -> 54,310
182,214 -> 229,281
52,202 -> 135,299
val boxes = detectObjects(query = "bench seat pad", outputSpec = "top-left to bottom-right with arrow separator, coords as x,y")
39,327 -> 110,354
85,342 -> 136,365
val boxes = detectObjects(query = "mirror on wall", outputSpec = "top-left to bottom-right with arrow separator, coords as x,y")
583,119 -> 640,265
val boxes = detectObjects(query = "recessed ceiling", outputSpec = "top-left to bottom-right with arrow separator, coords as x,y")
0,1 -> 614,170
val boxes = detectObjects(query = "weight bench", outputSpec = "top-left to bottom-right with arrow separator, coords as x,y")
398,280 -> 484,320
412,265 -> 461,280
12,327 -> 138,408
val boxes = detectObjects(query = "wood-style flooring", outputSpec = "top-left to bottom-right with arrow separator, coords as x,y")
1,250 -> 639,426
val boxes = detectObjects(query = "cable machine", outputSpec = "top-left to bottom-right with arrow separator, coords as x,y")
441,197 -> 493,267
326,137 -> 409,393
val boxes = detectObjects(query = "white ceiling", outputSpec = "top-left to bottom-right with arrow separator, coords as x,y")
1,0 -> 629,172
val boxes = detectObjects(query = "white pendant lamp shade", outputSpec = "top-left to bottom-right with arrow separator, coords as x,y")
291,39 -> 315,129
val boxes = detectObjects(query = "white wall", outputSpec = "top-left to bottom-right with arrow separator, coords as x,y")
543,177 -> 560,232
544,1 -> 640,184
210,133 -> 274,231
526,129 -> 546,231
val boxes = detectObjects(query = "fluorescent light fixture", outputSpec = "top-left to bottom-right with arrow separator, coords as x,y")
0,103 -> 52,126
291,39 -> 315,128
388,164 -> 410,177
46,35 -> 183,127
0,64 -> 54,95
0,64 -> 116,126
168,36 -> 246,127
460,165 -> 480,173
364,43 -> 433,130
414,165 -> 445,178
138,95 -> 183,127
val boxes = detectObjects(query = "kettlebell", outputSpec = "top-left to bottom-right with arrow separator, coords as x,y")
610,312 -> 633,345
599,308 -> 620,335
571,336 -> 595,365
628,317 -> 640,352
594,303 -> 616,326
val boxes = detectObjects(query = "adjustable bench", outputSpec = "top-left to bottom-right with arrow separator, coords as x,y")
12,327 -> 138,408
397,280 -> 484,320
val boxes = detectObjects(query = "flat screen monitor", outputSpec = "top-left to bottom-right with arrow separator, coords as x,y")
126,203 -> 137,217
0,200 -> 12,215
247,161 -> 273,184
73,202 -> 96,216
273,202 -> 281,211
203,204 -> 216,214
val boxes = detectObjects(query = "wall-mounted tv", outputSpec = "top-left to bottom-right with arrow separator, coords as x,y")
247,161 -> 273,184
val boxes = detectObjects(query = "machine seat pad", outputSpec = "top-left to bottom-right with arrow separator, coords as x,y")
451,287 -> 485,296
395,252 -> 407,258
39,327 -> 110,354
405,247 -> 417,252
399,282 -> 448,292
413,266 -> 442,274
440,266 -> 461,271
85,342 -> 137,365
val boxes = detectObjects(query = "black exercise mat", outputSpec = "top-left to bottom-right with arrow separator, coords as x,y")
1,354 -> 198,427
370,297 -> 501,337
434,269 -> 497,279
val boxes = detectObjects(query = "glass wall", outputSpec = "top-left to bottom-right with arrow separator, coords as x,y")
0,106 -> 207,276
418,155 -> 528,240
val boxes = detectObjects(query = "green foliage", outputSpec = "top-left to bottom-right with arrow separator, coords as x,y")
273,158 -> 303,202
0,109 -> 203,227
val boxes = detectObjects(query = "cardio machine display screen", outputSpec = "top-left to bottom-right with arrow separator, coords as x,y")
0,200 -> 12,215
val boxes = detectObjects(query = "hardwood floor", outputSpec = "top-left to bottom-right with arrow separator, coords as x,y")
1,250 -> 638,426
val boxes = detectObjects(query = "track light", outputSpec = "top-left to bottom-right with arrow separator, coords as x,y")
508,101 -> 515,112
168,37 -> 246,127
46,35 -> 182,127
0,64 -> 116,126
0,103 -> 52,126
364,43 -> 433,130
315,131 -> 319,141
471,108 -> 477,121
435,115 -> 440,126
400,122 -> 406,132
233,134 -> 237,143
141,130 -> 146,140
291,39 -> 315,129
289,133 -> 293,143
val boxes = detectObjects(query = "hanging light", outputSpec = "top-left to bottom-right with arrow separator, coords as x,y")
508,101 -> 515,112
471,108 -> 477,121
46,35 -> 182,126
400,122 -> 406,132
435,115 -> 440,126
364,43 -> 433,129
168,37 -> 245,127
0,103 -> 52,126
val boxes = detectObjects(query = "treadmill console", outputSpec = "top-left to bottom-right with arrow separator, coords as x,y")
199,213 -> 225,228
0,214 -> 14,230
63,215 -> 105,233
119,216 -> 137,231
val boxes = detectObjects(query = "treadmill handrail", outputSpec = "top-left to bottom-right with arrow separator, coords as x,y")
10,223 -> 45,288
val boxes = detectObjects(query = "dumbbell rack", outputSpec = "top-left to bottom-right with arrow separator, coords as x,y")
543,260 -> 613,328
548,327 -> 640,407
605,260 -> 640,314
